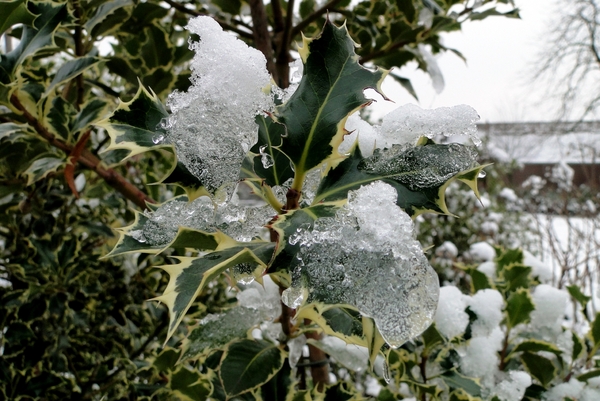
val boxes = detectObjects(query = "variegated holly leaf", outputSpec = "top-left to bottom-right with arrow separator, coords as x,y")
105,198 -> 227,257
0,2 -> 68,84
313,140 -> 486,217
154,242 -> 276,341
275,20 -> 387,184
45,56 -> 100,95
98,83 -> 170,158
219,339 -> 285,398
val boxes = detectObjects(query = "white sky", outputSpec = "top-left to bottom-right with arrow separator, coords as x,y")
369,0 -> 557,123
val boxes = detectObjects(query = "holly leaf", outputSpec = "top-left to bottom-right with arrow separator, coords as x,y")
219,339 -> 285,398
276,20 -> 387,178
0,2 -> 68,84
0,0 -> 36,35
505,288 -> 535,329
98,83 -> 170,159
154,243 -> 275,341
313,142 -> 483,217
45,56 -> 100,95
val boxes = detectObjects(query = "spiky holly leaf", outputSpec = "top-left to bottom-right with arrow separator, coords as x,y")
242,114 -> 294,188
98,83 -> 170,158
155,242 -> 275,341
0,2 -> 68,84
0,0 -> 35,35
275,20 -> 387,181
45,56 -> 100,95
314,141 -> 484,216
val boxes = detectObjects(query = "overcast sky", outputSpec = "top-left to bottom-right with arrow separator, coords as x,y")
369,0 -> 558,123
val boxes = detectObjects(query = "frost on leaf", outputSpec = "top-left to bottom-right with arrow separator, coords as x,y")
284,182 -> 439,347
163,16 -> 273,191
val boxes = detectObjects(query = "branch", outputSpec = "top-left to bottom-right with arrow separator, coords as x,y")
271,0 -> 285,33
248,0 -> 277,80
10,93 -> 154,210
162,0 -> 254,40
291,0 -> 345,38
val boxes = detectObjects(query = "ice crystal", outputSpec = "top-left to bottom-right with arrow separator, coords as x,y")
358,143 -> 477,191
163,16 -> 273,190
285,182 -> 439,347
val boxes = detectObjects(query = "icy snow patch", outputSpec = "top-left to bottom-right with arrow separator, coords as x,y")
285,182 -> 439,347
467,241 -> 496,262
164,16 -> 273,190
434,286 -> 469,339
494,371 -> 532,401
459,327 -> 503,383
530,284 -> 568,334
339,113 -> 378,156
378,104 -> 480,148
467,289 -> 504,337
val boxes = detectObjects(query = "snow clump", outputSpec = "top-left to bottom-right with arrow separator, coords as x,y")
434,286 -> 469,339
163,16 -> 273,191
283,181 -> 439,348
340,104 -> 480,155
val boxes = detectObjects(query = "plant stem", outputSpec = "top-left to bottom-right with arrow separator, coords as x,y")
10,93 -> 154,210
304,319 -> 330,391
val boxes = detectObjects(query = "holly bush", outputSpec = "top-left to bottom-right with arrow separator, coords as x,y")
15,1 -> 600,401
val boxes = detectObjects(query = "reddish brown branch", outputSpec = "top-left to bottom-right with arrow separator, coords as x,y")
304,319 -> 329,391
65,130 -> 90,198
10,93 -> 154,210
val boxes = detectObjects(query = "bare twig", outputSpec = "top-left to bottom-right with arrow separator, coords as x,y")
10,93 -> 154,210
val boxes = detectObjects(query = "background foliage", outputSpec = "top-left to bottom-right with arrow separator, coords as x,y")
8,1 -> 597,401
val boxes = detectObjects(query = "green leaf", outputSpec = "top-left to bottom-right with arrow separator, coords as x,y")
299,0 -> 316,19
181,306 -> 262,361
314,142 -> 480,216
0,2 -> 68,83
98,83 -> 170,159
572,332 -> 584,361
469,8 -> 521,21
396,0 -> 416,23
520,352 -> 556,387
160,161 -> 208,201
0,0 -> 35,35
169,366 -> 212,401
466,267 -> 491,293
245,114 -> 294,188
567,285 -> 591,308
72,98 -> 110,134
213,0 -> 242,15
499,264 -> 532,293
505,288 -> 534,329
389,72 -> 418,100
508,339 -> 562,359
219,339 -> 285,398
42,95 -> 77,141
105,209 -> 224,257
421,323 -> 445,350
276,20 -> 387,178
23,156 -> 64,185
577,369 -> 600,382
495,248 -> 523,270
441,371 -> 482,397
591,313 -> 600,351
84,0 -> 133,35
45,57 -> 100,95
154,243 -> 275,341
